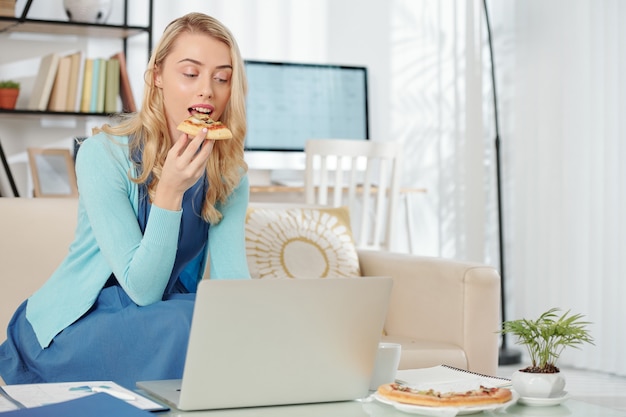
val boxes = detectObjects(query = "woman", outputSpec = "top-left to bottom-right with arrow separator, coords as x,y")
0,12 -> 250,387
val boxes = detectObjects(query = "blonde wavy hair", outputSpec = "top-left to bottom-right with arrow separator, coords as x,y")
95,12 -> 248,224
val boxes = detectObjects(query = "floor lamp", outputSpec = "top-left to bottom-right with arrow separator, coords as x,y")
482,0 -> 521,366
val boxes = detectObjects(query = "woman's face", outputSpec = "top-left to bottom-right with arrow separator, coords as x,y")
155,32 -> 233,143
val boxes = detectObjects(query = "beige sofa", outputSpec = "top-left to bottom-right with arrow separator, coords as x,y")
0,197 -> 501,377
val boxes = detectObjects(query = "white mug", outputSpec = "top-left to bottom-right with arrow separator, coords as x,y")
369,342 -> 402,391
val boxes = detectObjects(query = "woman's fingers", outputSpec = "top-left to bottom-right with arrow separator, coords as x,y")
196,138 -> 215,166
167,129 -> 214,179
170,128 -> 208,163
155,129 -> 215,209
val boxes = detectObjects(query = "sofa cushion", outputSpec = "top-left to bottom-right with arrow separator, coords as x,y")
382,335 -> 468,371
245,206 -> 360,279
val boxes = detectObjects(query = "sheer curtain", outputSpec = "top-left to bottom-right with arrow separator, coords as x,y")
390,0 -> 495,262
391,0 -> 625,376
499,0 -> 626,375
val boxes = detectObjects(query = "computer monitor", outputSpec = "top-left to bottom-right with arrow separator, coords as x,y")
244,60 -> 369,153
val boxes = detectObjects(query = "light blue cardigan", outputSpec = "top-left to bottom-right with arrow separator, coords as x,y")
26,133 -> 250,348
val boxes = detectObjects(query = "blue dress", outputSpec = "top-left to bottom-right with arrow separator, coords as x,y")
0,173 -> 210,388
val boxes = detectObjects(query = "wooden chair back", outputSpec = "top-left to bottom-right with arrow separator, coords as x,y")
304,139 -> 403,250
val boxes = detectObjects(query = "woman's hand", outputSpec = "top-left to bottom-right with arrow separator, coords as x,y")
153,128 -> 215,211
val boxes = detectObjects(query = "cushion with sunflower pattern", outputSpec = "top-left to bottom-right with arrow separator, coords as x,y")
245,205 -> 361,279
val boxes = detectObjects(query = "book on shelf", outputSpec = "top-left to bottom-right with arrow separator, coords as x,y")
28,53 -> 61,111
65,51 -> 83,112
111,52 -> 137,112
80,58 -> 94,113
47,55 -> 72,112
88,58 -> 101,112
104,57 -> 120,113
30,52 -> 131,114
90,58 -> 107,113
96,58 -> 107,113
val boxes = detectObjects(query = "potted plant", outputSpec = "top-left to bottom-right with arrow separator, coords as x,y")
501,308 -> 594,399
0,80 -> 20,110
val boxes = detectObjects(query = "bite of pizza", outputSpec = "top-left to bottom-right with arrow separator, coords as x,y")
177,113 -> 233,140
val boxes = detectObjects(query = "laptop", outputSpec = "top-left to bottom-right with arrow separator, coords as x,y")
137,276 -> 392,411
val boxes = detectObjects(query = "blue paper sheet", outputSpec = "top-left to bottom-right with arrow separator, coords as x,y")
0,393 -> 153,416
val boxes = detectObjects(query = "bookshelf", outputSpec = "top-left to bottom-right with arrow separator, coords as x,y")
0,0 -> 152,40
0,0 -> 153,196
0,18 -> 149,38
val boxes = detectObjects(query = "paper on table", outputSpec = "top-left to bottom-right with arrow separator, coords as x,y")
0,393 -> 20,412
395,365 -> 512,392
1,381 -> 167,411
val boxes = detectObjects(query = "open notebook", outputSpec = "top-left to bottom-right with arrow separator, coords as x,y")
395,365 -> 512,392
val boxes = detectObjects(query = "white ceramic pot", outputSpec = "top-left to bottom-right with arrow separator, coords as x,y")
63,0 -> 112,24
511,370 -> 566,398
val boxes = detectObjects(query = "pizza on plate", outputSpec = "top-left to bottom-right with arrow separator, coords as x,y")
177,113 -> 233,140
376,383 -> 513,407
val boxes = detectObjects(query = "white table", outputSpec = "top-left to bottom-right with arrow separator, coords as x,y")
155,395 -> 626,417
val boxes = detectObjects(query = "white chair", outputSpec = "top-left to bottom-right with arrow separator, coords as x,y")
304,139 -> 403,251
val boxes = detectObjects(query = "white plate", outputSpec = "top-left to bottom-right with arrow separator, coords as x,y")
373,391 -> 519,416
517,392 -> 569,407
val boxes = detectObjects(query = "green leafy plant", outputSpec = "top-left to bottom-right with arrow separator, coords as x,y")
501,308 -> 594,373
0,80 -> 20,89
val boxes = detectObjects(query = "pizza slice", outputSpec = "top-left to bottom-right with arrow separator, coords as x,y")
177,113 -> 233,140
